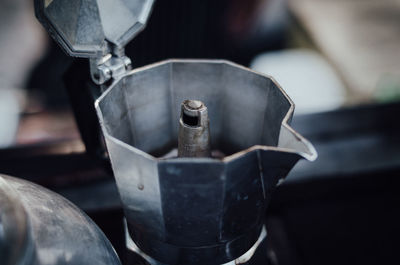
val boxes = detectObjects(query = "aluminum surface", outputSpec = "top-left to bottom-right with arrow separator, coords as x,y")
0,175 -> 121,265
0,177 -> 33,265
34,0 -> 155,57
126,221 -> 268,265
95,59 -> 317,264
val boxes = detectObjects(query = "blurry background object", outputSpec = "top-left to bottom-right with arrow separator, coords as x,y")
0,0 -> 46,91
251,49 -> 346,115
0,0 -> 47,147
0,89 -> 20,147
289,0 -> 400,103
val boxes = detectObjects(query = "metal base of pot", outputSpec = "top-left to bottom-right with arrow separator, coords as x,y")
125,219 -> 267,265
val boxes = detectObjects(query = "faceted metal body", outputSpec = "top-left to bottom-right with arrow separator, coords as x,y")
0,175 -> 121,265
95,59 -> 317,265
33,0 -> 316,264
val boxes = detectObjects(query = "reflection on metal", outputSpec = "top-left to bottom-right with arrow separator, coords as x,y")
0,177 -> 33,265
125,219 -> 161,265
222,226 -> 267,265
126,219 -> 268,265
178,100 -> 211,157
0,175 -> 121,265
95,59 -> 317,265
44,0 -> 53,8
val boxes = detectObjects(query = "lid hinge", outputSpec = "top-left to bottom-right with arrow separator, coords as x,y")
90,51 -> 132,85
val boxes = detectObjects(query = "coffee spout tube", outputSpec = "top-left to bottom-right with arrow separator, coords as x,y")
178,100 -> 211,157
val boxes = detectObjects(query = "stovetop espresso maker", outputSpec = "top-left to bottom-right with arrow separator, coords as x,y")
34,1 -> 317,264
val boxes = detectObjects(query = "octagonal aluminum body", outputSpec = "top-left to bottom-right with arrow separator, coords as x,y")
34,0 -> 155,57
95,59 -> 317,264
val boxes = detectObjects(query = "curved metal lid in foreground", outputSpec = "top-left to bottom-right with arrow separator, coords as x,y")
95,59 -> 317,264
0,175 -> 121,265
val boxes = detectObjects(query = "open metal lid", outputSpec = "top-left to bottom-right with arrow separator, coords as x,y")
34,0 -> 155,58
